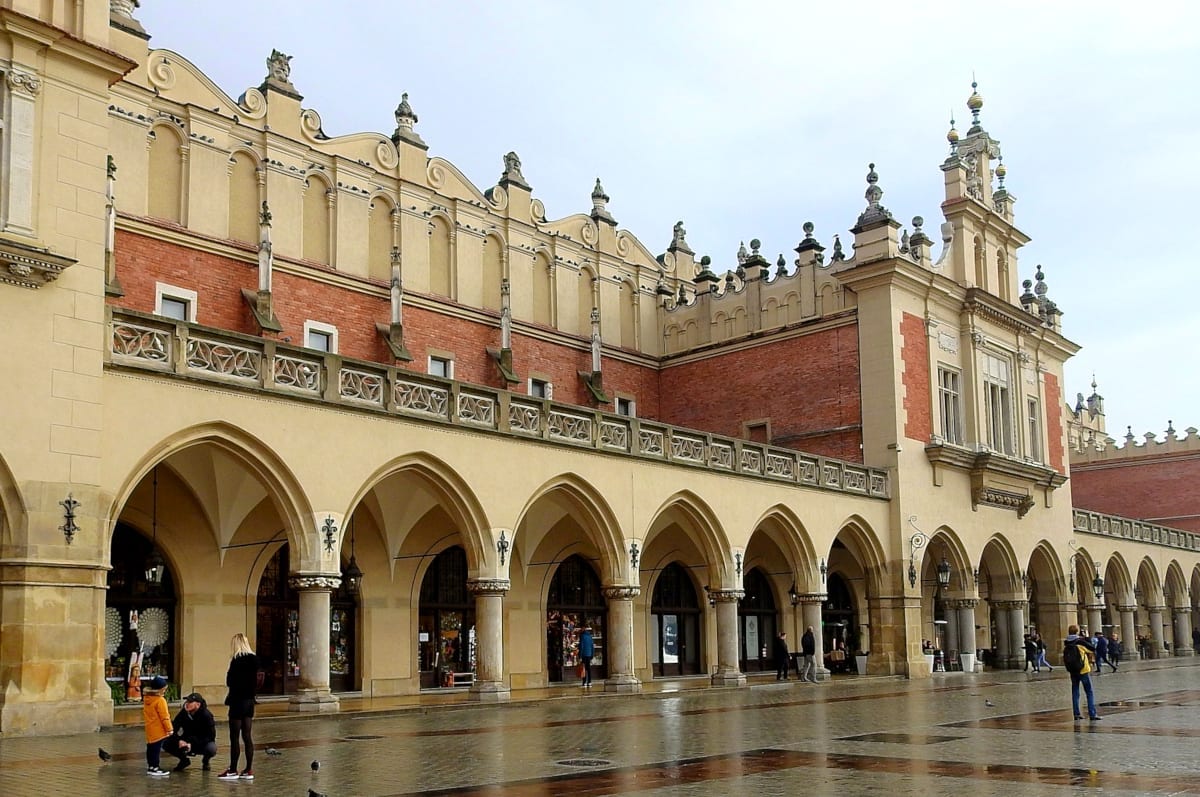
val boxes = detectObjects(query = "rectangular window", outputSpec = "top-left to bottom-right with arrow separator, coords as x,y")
303,320 -> 338,353
616,397 -> 636,417
529,378 -> 551,399
1027,397 -> 1042,462
428,356 -> 453,379
937,366 -> 963,445
154,282 -> 198,322
982,353 -> 1014,454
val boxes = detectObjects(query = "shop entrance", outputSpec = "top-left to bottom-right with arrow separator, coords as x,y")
822,572 -> 856,673
418,546 -> 475,689
650,562 -> 702,677
546,554 -> 607,684
255,544 -> 358,694
738,568 -> 777,672
105,523 -> 177,703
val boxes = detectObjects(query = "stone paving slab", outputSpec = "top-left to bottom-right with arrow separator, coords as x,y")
2,659 -> 1198,796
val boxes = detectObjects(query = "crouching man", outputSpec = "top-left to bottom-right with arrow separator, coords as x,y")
164,692 -> 217,771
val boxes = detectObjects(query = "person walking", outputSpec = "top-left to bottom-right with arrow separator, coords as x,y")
164,692 -> 217,771
799,626 -> 818,683
1023,634 -> 1039,673
1094,632 -> 1109,676
578,626 -> 595,688
1035,633 -> 1054,672
142,674 -> 173,778
218,633 -> 259,781
773,631 -> 790,680
1107,632 -> 1121,672
1064,624 -> 1101,721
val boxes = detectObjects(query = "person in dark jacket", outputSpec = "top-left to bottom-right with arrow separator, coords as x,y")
1094,632 -> 1109,676
163,692 -> 217,771
1023,634 -> 1040,672
799,626 -> 818,683
578,627 -> 595,688
1107,632 -> 1121,672
1065,625 -> 1101,721
218,633 -> 259,780
773,632 -> 790,680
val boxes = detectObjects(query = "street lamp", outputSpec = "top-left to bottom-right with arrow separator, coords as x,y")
1092,569 -> 1105,602
907,517 -> 927,589
144,466 -> 165,590
1067,539 -> 1078,595
936,556 -> 952,589
342,516 -> 363,596
788,581 -> 800,607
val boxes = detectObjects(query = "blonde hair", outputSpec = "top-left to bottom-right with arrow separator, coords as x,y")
231,632 -> 254,657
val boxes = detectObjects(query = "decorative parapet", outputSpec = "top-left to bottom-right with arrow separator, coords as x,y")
107,308 -> 890,501
1071,425 -> 1200,465
1073,509 -> 1200,553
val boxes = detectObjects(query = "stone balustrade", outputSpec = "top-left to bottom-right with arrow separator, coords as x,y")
107,308 -> 890,500
1073,508 -> 1199,553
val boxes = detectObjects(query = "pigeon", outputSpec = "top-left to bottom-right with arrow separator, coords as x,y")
309,790 -> 328,797
984,699 -> 995,707
311,760 -> 321,772
266,747 -> 283,756
98,747 -> 112,762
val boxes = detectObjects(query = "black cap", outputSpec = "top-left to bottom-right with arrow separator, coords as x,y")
184,692 -> 204,703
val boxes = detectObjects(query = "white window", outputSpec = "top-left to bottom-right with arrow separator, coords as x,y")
1027,397 -> 1042,462
529,378 -> 551,399
303,320 -> 338,353
154,282 -> 198,322
428,355 -> 453,379
982,353 -> 1014,454
616,396 -> 636,417
937,366 -> 963,445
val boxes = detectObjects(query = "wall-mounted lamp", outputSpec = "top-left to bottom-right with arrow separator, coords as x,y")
907,516 -> 927,589
144,467 -> 165,589
342,516 -> 362,595
1067,539 -> 1078,595
936,556 -> 952,589
59,493 -> 80,545
788,582 -> 800,607
1092,565 -> 1105,602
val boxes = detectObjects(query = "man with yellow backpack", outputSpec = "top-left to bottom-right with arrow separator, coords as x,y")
1063,625 -> 1101,721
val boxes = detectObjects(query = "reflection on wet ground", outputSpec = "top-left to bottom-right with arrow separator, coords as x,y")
3,658 -> 1199,796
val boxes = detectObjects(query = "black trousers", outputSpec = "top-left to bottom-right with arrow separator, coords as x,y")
164,735 -> 217,763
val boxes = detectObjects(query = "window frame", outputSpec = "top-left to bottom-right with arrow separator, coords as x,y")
615,396 -> 636,418
528,377 -> 552,400
154,282 -> 198,322
303,320 -> 338,353
936,365 -> 963,445
1027,396 -> 1042,462
427,354 -> 454,380
981,352 -> 1015,455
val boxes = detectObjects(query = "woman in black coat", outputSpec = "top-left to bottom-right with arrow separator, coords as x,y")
217,633 -> 259,780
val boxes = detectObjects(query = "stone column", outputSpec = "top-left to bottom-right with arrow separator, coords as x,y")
602,586 -> 641,693
288,575 -> 340,713
957,599 -> 979,661
468,579 -> 510,702
1087,604 -> 1104,639
799,595 -> 826,679
993,604 -> 1010,669
1007,601 -> 1027,669
1173,607 -> 1193,656
710,589 -> 746,687
1149,607 -> 1166,658
944,600 -> 959,654
1118,605 -> 1137,660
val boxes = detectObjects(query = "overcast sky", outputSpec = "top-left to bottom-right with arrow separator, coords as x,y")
137,1 -> 1199,443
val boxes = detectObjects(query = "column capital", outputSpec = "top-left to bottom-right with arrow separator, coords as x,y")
796,593 -> 827,605
288,574 -> 341,591
602,585 -> 641,600
707,589 -> 744,604
1173,606 -> 1193,616
1085,603 -> 1106,612
6,68 -> 41,98
467,578 -> 510,595
1117,604 -> 1139,613
948,598 -> 979,609
993,600 -> 1026,611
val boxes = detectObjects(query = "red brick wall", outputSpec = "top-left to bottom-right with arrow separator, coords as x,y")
900,312 -> 931,443
658,324 -> 863,462
1071,455 -> 1200,533
1044,372 -> 1065,474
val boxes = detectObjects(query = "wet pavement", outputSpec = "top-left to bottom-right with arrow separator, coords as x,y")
3,658 -> 1198,796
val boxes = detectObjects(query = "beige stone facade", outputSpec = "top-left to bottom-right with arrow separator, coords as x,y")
0,2 -> 1197,736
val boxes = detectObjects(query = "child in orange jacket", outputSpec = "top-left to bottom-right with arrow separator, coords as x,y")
142,675 -> 173,777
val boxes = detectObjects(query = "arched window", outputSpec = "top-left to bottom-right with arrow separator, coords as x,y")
302,176 -> 331,265
428,216 -> 452,297
482,235 -> 503,311
368,196 -> 394,283
147,125 -> 183,223
532,253 -> 553,326
619,279 -> 638,349
227,152 -> 258,244
578,266 -> 597,337
546,555 -> 607,683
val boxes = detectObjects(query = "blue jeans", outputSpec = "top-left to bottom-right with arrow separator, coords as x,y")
1071,672 -> 1097,718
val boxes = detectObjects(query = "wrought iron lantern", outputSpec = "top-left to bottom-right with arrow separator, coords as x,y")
936,556 -> 952,589
144,466 -> 165,588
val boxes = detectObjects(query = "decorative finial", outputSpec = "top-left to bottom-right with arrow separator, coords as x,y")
266,49 -> 293,85
591,178 -> 607,202
776,253 -> 788,277
912,216 -> 924,235
737,241 -> 748,264
1034,265 -> 1047,297
802,221 -> 815,241
392,92 -> 426,147
501,151 -> 528,187
995,156 -> 1007,190
831,234 -> 845,262
670,220 -> 689,251
590,178 -> 614,224
856,162 -> 892,227
947,112 -> 959,155
899,229 -> 910,253
1167,420 -> 1176,437
967,78 -> 984,134
750,238 -> 761,255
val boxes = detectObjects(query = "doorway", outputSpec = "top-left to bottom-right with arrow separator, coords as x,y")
650,562 -> 702,677
417,546 -> 475,689
546,554 -> 607,684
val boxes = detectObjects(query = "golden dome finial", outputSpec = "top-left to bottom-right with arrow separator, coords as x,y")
967,76 -> 984,133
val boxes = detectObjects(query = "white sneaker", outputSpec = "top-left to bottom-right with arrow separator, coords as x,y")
147,767 -> 169,777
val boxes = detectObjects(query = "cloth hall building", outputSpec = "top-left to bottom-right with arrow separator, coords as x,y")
0,0 -> 1196,736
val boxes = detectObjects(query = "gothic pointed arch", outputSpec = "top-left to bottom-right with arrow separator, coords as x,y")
302,172 -> 333,265
367,192 -> 396,283
0,450 -> 26,545
227,149 -> 260,244
147,123 -> 184,223
644,490 -> 733,588
514,474 -> 625,586
481,232 -> 504,311
747,505 -> 817,591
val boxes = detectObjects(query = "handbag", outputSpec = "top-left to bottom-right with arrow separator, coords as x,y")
577,663 -> 586,678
